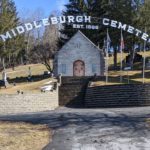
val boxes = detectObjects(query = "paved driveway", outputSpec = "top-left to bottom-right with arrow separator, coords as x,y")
0,107 -> 150,150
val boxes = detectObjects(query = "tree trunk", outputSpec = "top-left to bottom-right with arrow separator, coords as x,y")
129,45 -> 135,70
9,53 -> 11,64
43,60 -> 53,73
113,48 -> 117,70
2,58 -> 6,70
21,56 -> 23,65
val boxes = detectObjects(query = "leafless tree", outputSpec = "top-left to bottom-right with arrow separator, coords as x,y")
30,14 -> 59,72
20,8 -> 45,64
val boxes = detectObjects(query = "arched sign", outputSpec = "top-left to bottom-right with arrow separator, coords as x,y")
0,15 -> 149,43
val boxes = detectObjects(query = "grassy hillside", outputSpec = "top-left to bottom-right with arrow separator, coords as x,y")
108,51 -> 150,68
0,64 -> 55,94
1,51 -> 150,92
93,51 -> 150,86
0,63 -> 48,80
0,78 -> 55,94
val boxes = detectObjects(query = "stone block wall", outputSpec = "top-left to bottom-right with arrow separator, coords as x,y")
0,92 -> 58,115
85,84 -> 150,108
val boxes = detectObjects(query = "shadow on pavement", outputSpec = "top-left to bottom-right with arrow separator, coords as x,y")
0,109 -> 150,149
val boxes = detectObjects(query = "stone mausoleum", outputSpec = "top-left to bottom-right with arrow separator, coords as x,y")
54,31 -> 105,77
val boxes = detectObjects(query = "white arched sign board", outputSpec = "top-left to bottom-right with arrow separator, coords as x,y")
0,16 -> 149,43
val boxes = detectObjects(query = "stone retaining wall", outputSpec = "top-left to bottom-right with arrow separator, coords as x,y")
85,84 -> 150,108
0,92 -> 58,115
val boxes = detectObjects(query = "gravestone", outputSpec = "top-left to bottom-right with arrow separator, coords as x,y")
27,67 -> 32,82
2,71 -> 9,87
126,53 -> 143,64
146,59 -> 150,69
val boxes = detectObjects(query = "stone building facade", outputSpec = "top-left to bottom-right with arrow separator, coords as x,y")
54,31 -> 105,77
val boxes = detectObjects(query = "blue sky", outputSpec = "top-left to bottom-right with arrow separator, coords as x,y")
14,0 -> 69,18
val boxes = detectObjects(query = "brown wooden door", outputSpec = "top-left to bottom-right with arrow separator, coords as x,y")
73,60 -> 85,76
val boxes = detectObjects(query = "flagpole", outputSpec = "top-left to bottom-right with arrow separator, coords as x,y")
120,29 -> 123,83
142,43 -> 146,84
106,28 -> 109,84
143,27 -> 146,84
143,28 -> 146,84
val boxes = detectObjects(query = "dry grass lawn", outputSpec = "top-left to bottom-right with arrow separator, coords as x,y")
1,52 -> 150,90
108,51 -> 150,66
0,78 -> 56,94
91,51 -> 150,86
0,63 -> 57,94
0,122 -> 51,150
0,63 -> 48,80
92,70 -> 150,86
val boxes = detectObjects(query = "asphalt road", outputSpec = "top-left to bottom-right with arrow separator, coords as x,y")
1,107 -> 150,150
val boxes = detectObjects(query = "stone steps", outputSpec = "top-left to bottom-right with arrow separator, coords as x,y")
59,77 -> 90,107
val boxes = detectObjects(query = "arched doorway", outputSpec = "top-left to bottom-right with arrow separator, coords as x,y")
73,60 -> 85,76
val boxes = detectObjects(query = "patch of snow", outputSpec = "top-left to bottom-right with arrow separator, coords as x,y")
40,85 -> 53,91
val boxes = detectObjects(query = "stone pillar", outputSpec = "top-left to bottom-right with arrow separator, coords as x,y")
58,74 -> 62,85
